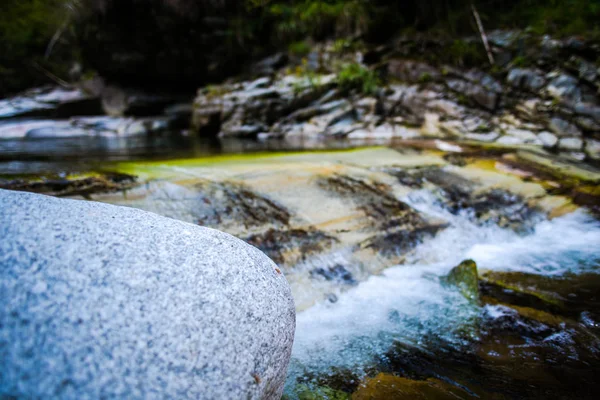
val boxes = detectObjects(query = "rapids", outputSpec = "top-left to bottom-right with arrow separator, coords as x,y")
285,189 -> 600,398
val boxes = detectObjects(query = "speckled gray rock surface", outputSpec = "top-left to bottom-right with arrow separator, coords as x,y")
0,189 -> 295,399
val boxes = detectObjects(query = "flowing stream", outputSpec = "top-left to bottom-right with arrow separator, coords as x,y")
2,112 -> 600,398
285,189 -> 600,399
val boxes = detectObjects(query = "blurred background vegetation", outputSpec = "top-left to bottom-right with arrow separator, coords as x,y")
1,0 -> 599,95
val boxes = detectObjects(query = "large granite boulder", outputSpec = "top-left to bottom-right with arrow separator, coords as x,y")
0,189 -> 295,399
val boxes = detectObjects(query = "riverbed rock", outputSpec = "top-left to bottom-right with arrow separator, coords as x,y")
538,131 -> 558,148
546,73 -> 582,104
585,139 -> 600,160
445,73 -> 500,111
442,259 -> 480,304
0,86 -> 102,119
192,74 -> 336,137
548,117 -> 582,137
558,137 -> 584,151
387,59 -> 440,84
0,116 -> 173,139
353,373 -> 462,400
507,68 -> 546,93
0,190 -> 295,399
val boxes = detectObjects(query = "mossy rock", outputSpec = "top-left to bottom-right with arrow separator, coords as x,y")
482,295 -> 566,327
479,270 -> 566,312
515,151 -> 600,184
442,259 -> 479,304
352,373 -> 463,400
480,270 -> 600,319
287,384 -> 350,400
0,172 -> 137,198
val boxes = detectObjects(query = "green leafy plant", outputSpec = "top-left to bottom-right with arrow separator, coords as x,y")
331,37 -> 363,54
288,40 -> 311,56
336,62 -> 379,95
418,72 -> 433,84
265,0 -> 370,41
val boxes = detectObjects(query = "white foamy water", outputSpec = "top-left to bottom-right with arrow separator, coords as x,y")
405,189 -> 600,275
286,190 -> 600,391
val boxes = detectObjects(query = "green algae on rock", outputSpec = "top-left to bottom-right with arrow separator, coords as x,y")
352,373 -> 464,400
0,172 -> 137,198
285,384 -> 350,400
442,259 -> 480,304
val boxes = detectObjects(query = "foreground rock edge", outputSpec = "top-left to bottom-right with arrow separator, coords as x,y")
0,189 -> 295,399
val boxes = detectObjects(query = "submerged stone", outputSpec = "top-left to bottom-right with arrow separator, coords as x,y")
353,373 -> 462,400
286,384 -> 350,400
0,189 -> 295,399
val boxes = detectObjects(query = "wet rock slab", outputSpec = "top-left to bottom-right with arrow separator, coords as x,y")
0,172 -> 137,198
68,146 -> 590,310
0,86 -> 101,119
0,116 -> 173,140
0,190 -> 295,399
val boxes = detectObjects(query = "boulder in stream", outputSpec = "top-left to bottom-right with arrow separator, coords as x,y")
442,259 -> 480,304
0,189 -> 295,399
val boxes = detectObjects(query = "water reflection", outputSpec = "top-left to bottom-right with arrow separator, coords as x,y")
0,129 -> 397,175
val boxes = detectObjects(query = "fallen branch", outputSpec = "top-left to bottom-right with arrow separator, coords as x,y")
471,3 -> 495,66
32,62 -> 72,88
45,17 -> 71,60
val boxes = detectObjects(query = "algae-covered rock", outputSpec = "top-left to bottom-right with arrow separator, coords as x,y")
479,270 -> 566,312
352,373 -> 462,400
515,150 -> 600,184
442,259 -> 480,304
480,270 -> 600,319
481,296 -> 566,328
0,172 -> 137,198
286,384 -> 350,400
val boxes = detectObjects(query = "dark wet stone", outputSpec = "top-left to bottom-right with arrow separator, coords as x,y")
470,189 -> 539,231
507,68 -> 546,92
415,168 -> 539,231
318,174 -> 417,224
446,77 -> 499,111
319,173 -> 445,257
382,323 -> 600,400
326,293 -> 339,303
298,367 -> 361,395
480,271 -> 600,321
382,167 -> 426,189
0,173 -> 137,198
311,264 -> 356,284
443,153 -> 468,167
196,182 -> 290,230
245,228 -> 338,266
361,224 -> 446,257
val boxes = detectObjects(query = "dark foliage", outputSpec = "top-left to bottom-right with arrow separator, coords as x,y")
1,0 -> 598,96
